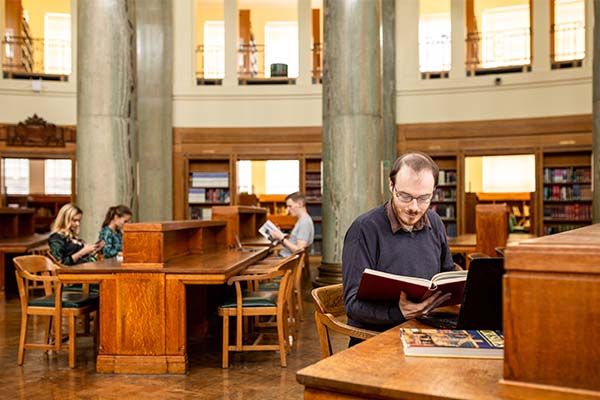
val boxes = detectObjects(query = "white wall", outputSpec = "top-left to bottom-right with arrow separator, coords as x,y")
0,0 -> 593,127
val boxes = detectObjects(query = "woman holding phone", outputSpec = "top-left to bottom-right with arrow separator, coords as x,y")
49,203 -> 104,265
98,205 -> 132,259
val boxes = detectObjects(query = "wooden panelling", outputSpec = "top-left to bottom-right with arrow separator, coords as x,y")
165,278 -> 187,356
503,224 -> 600,396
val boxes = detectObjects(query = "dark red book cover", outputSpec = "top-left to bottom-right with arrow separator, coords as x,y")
356,269 -> 466,305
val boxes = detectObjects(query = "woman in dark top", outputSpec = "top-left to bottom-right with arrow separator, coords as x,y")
98,205 -> 132,259
49,203 -> 104,265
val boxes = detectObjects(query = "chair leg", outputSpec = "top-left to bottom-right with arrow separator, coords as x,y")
295,285 -> 304,322
44,316 -> 53,346
17,312 -> 28,365
277,310 -> 287,367
221,315 -> 229,369
68,314 -> 76,368
93,311 -> 99,351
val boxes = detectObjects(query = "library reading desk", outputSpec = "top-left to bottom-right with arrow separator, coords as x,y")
298,224 -> 600,400
57,220 -> 269,374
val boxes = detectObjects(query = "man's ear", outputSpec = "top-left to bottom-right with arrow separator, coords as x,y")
388,178 -> 395,194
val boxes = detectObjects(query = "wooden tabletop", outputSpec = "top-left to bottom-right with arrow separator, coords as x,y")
57,246 -> 269,277
297,321 -> 506,400
241,236 -> 272,246
448,233 -> 536,252
0,233 -> 49,253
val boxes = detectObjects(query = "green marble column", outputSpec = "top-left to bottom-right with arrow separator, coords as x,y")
317,0 -> 384,285
77,0 -> 138,241
136,0 -> 173,221
382,0 -> 397,197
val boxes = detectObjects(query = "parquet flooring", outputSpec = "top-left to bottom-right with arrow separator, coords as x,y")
0,279 -> 348,400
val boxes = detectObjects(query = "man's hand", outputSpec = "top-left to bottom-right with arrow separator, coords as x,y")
269,229 -> 284,241
398,291 -> 452,320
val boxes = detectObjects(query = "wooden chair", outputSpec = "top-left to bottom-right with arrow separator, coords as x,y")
218,254 -> 300,368
13,255 -> 98,368
26,244 -> 51,295
311,283 -> 377,359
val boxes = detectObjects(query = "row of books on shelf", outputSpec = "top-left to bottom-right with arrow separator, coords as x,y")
190,172 -> 229,188
308,240 -> 322,255
543,184 -> 592,201
307,204 -> 322,217
433,188 -> 456,201
431,204 -> 455,219
188,188 -> 230,204
305,188 -> 322,201
190,206 -> 212,220
543,203 -> 591,221
543,167 -> 591,184
438,170 -> 457,185
544,223 -> 588,235
445,222 -> 457,237
305,171 -> 322,188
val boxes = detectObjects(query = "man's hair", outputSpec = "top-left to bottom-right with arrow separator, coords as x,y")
389,152 -> 439,185
285,191 -> 306,206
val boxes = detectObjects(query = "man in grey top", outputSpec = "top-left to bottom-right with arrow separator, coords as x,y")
342,152 -> 456,343
269,192 -> 314,257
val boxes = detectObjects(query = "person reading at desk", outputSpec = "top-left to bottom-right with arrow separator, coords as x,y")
268,192 -> 314,257
98,205 -> 132,259
49,203 -> 104,265
342,152 -> 456,345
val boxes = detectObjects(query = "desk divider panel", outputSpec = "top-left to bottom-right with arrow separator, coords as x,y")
212,206 -> 268,247
503,224 -> 600,397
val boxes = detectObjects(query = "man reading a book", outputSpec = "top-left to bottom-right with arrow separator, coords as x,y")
269,192 -> 314,257
342,152 -> 455,344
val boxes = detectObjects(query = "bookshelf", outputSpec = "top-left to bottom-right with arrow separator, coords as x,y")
431,156 -> 457,237
476,192 -> 532,233
5,194 -> 70,232
187,158 -> 231,220
303,157 -> 322,255
542,151 -> 592,235
258,194 -> 297,230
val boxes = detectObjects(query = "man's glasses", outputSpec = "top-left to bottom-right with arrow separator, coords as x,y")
393,187 -> 433,205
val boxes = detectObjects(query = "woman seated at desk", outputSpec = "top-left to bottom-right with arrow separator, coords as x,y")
98,205 -> 132,259
49,203 -> 104,265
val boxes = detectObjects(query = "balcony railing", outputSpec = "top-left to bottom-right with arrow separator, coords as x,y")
552,21 -> 585,66
2,35 -> 70,80
466,27 -> 531,75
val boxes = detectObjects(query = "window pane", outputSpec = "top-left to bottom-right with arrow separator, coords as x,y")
554,0 -> 585,61
265,160 -> 299,194
3,158 -> 29,195
237,160 -> 253,194
44,159 -> 72,195
419,0 -> 451,73
203,21 -> 225,78
482,155 -> 535,193
264,22 -> 298,78
481,5 -> 531,68
44,13 -> 71,75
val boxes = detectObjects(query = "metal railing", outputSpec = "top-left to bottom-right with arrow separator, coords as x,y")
466,27 -> 531,72
2,35 -> 71,78
552,21 -> 585,62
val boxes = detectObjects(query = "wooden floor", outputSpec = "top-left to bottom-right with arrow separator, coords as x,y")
0,273 -> 347,399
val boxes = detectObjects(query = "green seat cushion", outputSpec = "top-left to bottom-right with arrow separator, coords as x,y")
220,294 -> 277,309
28,292 -> 99,308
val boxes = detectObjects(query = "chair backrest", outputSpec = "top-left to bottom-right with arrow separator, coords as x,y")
13,255 -> 59,305
475,204 -> 509,256
274,254 -> 301,309
311,283 -> 377,358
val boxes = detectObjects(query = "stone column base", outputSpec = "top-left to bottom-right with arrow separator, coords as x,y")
312,261 -> 343,287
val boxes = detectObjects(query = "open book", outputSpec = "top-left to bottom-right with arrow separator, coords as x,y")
258,220 -> 283,243
400,328 -> 504,359
356,268 -> 467,305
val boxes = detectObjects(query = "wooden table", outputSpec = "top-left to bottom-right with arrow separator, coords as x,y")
448,233 -> 535,254
57,220 -> 270,374
0,233 -> 49,293
297,322 -> 509,400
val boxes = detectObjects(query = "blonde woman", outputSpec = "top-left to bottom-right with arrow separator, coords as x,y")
49,203 -> 104,265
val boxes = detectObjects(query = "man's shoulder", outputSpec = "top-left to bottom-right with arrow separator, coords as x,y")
425,209 -> 445,229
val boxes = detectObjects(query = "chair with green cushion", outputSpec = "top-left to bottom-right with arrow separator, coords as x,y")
218,254 -> 300,368
13,255 -> 99,368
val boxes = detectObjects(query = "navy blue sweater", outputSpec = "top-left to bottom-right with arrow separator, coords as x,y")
342,204 -> 454,332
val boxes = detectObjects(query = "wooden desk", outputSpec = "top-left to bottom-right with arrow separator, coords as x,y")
212,205 -> 268,247
58,220 -> 269,374
0,233 -> 49,293
297,324 -> 508,400
448,233 -> 535,254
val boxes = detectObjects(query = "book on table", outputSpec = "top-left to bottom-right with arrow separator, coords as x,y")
258,220 -> 283,243
400,328 -> 504,359
356,268 -> 467,305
